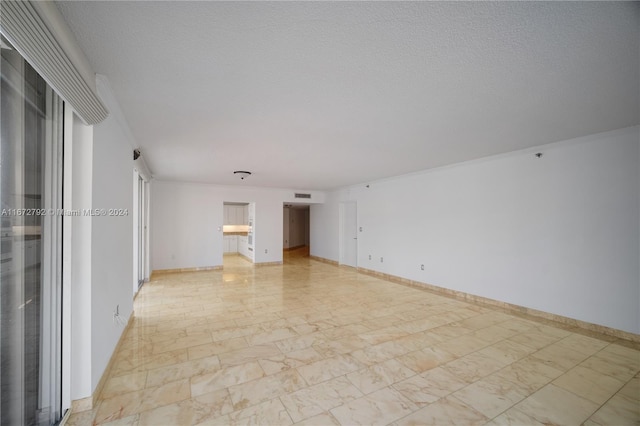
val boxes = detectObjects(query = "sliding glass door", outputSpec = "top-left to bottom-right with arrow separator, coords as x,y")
137,173 -> 148,289
1,36 -> 64,426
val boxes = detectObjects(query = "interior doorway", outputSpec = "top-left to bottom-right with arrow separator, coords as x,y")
222,202 -> 253,267
283,204 -> 310,255
133,171 -> 149,293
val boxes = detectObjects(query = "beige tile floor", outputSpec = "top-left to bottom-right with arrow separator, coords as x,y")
68,249 -> 640,426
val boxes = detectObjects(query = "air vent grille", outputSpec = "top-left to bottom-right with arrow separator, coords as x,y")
294,193 -> 311,199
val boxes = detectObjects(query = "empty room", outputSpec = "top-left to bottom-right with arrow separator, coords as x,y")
0,1 -> 638,426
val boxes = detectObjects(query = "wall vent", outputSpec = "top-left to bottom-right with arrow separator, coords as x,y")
294,193 -> 311,199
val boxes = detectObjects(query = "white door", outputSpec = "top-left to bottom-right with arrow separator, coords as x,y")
340,202 -> 358,267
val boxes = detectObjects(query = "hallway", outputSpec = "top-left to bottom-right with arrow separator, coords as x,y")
68,250 -> 639,425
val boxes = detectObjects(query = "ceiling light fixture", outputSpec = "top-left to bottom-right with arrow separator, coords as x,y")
234,170 -> 252,180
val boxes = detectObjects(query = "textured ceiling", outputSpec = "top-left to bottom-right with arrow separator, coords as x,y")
55,1 -> 639,190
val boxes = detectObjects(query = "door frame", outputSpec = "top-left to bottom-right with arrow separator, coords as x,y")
339,201 -> 358,267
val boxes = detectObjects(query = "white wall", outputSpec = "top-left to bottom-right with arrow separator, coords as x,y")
283,207 -> 290,249
310,195 -> 340,261
88,77 -> 135,391
66,79 -> 135,403
68,113 -> 93,401
304,208 -> 310,246
311,127 -> 640,334
151,181 -> 222,269
291,208 -> 308,248
151,183 -> 324,270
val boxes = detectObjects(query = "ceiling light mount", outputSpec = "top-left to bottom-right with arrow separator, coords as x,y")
234,170 -> 252,180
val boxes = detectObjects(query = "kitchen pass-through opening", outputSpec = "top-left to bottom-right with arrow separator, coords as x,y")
222,202 -> 254,267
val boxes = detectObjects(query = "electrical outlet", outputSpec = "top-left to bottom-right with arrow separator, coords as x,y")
265,249 -> 268,254
380,257 -> 383,263
368,254 -> 371,260
421,264 -> 424,271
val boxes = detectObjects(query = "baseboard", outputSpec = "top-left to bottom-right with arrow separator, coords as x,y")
308,255 -> 339,266
254,261 -> 283,267
283,245 -> 306,251
356,266 -> 640,343
151,265 -> 222,279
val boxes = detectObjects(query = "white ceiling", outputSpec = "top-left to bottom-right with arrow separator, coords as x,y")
55,1 -> 638,190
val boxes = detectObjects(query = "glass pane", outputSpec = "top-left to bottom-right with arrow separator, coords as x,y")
1,37 -> 62,426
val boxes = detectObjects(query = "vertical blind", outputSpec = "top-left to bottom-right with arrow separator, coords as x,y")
0,0 -> 108,125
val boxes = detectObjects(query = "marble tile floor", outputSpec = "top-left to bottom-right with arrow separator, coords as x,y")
67,250 -> 640,426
